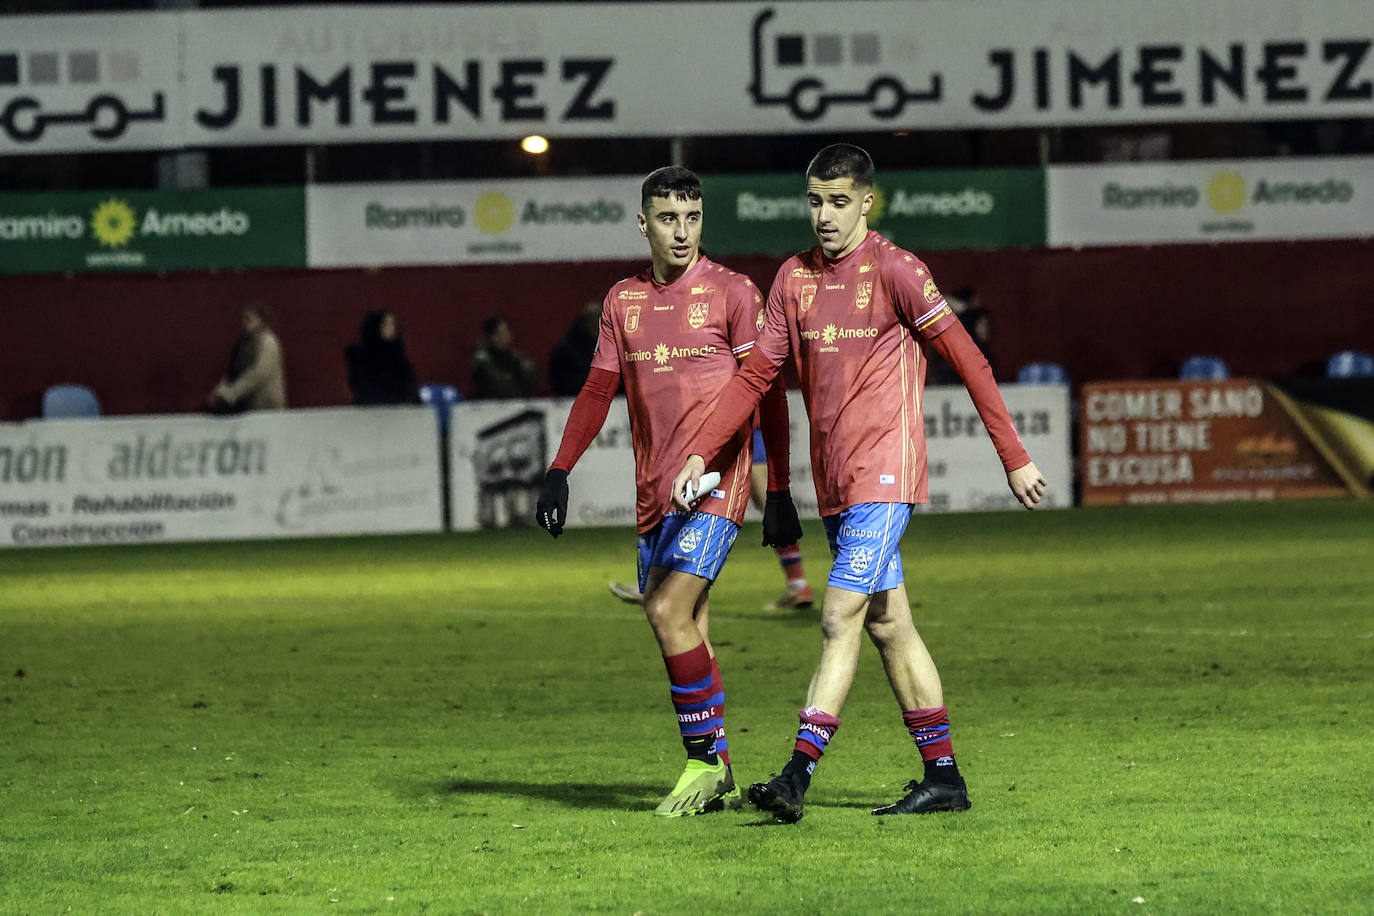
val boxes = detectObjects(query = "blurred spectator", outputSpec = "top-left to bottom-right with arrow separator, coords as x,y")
927,288 -> 996,386
548,301 -> 602,396
345,309 -> 421,405
472,315 -> 538,399
207,302 -> 286,412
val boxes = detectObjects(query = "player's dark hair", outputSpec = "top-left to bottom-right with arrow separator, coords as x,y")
805,143 -> 875,190
641,166 -> 702,209
482,315 -> 508,336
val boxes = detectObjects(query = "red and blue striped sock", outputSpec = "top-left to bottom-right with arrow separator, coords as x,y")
663,643 -> 720,764
709,657 -> 730,766
902,706 -> 963,786
784,706 -> 841,791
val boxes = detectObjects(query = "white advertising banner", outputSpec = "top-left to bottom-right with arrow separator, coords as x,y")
307,178 -> 642,267
447,386 -> 1072,533
0,407 -> 443,548
1048,157 -> 1374,246
5,2 -> 1372,154
919,383 -> 1074,514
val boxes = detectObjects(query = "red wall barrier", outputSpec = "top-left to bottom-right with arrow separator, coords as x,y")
4,238 -> 1372,420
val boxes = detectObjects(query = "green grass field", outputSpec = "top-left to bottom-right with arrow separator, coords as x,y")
2,499 -> 1372,914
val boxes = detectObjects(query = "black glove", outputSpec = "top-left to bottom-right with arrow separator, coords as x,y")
536,469 -> 569,538
762,489 -> 803,547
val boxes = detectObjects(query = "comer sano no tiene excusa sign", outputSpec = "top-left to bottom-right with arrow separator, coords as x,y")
1078,379 -> 1349,507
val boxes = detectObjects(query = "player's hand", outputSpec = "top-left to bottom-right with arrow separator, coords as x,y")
1007,461 -> 1047,510
536,468 -> 569,537
670,455 -> 706,511
762,489 -> 803,547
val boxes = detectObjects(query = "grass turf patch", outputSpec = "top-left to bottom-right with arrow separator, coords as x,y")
2,499 -> 1372,913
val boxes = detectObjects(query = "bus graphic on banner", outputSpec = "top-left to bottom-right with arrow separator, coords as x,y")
748,7 -> 942,122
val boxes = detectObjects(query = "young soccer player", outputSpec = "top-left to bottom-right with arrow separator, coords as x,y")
671,143 -> 1046,822
536,166 -> 792,816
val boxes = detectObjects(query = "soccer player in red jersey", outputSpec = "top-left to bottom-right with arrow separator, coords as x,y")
536,166 -> 792,816
671,144 -> 1047,822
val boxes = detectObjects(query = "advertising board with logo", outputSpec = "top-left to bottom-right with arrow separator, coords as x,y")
0,187 -> 306,274
703,169 -> 1045,255
5,3 -> 1372,155
1078,379 -> 1350,506
448,387 -> 1072,533
0,407 -> 443,548
306,179 -> 641,267
1048,157 -> 1374,246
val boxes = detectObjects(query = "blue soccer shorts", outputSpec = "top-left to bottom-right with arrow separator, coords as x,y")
637,510 -> 741,593
751,426 -> 766,464
822,502 -> 914,595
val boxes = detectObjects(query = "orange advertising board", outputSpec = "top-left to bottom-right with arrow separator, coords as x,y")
1079,379 -> 1349,506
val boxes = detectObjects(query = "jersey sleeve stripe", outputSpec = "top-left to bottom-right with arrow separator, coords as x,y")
914,302 -> 951,331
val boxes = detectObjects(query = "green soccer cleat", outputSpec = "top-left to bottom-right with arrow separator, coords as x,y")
654,760 -> 741,817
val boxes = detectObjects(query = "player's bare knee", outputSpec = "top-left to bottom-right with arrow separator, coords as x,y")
864,611 -> 914,648
642,592 -> 677,631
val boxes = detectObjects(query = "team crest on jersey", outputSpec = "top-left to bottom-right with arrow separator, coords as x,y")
800,283 -> 817,312
851,546 -> 874,573
756,308 -> 766,331
923,278 -> 941,304
678,527 -> 701,553
688,301 -> 710,329
624,303 -> 641,332
855,280 -> 873,310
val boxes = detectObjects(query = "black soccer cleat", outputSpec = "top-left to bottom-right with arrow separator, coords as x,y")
748,773 -> 806,824
871,779 -> 971,816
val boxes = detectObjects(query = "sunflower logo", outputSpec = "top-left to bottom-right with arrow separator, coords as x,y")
474,191 -> 515,235
1206,171 -> 1247,215
822,323 -> 838,345
653,343 -> 671,365
91,198 -> 137,248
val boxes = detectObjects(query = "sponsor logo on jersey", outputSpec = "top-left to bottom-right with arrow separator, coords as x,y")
879,474 -> 896,485
792,267 -> 821,279
756,308 -> 766,331
801,323 -> 878,350
859,263 -> 874,273
640,341 -> 720,372
623,303 -> 641,332
688,301 -> 709,329
855,280 -> 872,310
800,283 -> 817,312
691,285 -> 712,295
618,289 -> 648,300
923,278 -> 941,304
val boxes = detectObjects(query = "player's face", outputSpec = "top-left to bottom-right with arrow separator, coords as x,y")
807,177 -> 873,259
639,193 -> 702,282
